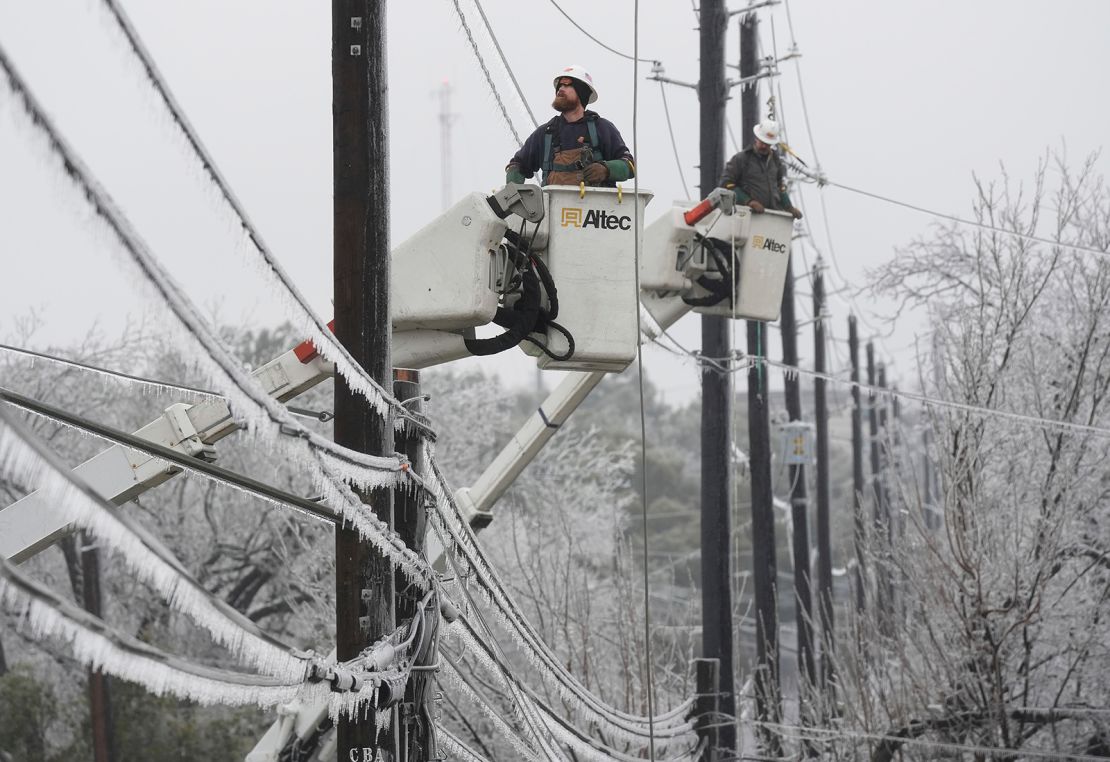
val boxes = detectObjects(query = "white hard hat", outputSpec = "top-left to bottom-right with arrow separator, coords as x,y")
553,64 -> 599,104
753,120 -> 782,146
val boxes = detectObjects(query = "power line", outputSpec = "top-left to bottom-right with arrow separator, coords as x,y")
658,81 -> 692,201
760,357 -> 1110,440
0,385 -> 339,527
546,0 -> 657,63
98,0 -> 406,421
824,177 -> 1110,257
631,2 -> 658,756
470,0 -> 538,128
449,0 -> 524,144
0,343 -> 218,400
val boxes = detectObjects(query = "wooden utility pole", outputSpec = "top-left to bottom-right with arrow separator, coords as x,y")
394,370 -> 430,761
698,0 -> 736,756
876,362 -> 893,637
82,533 -> 117,762
333,2 -> 395,758
778,257 -> 816,701
866,342 -> 888,636
848,316 -> 866,614
740,11 -> 782,755
812,264 -> 834,691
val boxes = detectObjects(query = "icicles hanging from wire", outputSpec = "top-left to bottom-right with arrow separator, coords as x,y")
0,408 -> 314,679
423,440 -> 697,743
0,50 -> 438,591
0,556 -> 326,708
95,0 -> 416,424
0,343 -> 220,404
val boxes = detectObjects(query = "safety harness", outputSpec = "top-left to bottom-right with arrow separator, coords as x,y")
541,113 -> 601,184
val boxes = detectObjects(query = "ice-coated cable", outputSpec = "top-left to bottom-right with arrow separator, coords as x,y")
98,0 -> 414,424
761,357 -> 1110,440
629,4 -> 659,758
423,449 -> 695,737
0,408 -> 314,679
430,505 -> 568,762
0,343 -> 220,402
449,0 -> 523,145
0,47 -> 434,589
434,725 -> 493,762
450,618 -> 698,760
426,453 -> 694,733
0,385 -> 338,528
0,555 -> 329,707
470,0 -> 538,128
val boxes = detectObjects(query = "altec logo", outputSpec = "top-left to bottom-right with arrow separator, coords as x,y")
560,207 -> 632,230
750,234 -> 787,253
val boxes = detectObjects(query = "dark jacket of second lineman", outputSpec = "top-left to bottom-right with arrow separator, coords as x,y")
719,147 -> 795,211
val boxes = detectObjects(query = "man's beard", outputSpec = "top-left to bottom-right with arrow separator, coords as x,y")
552,93 -> 574,112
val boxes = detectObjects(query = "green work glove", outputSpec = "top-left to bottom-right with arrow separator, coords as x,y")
732,187 -> 751,205
505,165 -> 526,184
604,159 -> 633,182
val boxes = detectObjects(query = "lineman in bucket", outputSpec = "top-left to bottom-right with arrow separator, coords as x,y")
720,119 -> 803,219
505,65 -> 635,188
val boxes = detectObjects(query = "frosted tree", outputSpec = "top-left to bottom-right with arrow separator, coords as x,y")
821,151 -> 1110,761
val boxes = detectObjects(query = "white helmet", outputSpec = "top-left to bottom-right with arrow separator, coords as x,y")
553,64 -> 599,104
753,120 -> 782,146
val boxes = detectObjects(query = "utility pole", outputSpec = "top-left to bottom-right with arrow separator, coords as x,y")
876,362 -> 893,637
848,316 -> 866,614
866,342 -> 888,636
812,263 -> 834,695
394,370 -> 430,761
82,533 -> 117,762
333,3 -> 395,759
740,10 -> 782,755
698,0 -> 736,757
778,256 -> 815,704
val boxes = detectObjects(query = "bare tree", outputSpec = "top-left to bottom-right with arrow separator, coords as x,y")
817,151 -> 1110,760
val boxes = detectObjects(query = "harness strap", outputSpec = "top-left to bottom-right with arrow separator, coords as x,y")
542,113 -> 602,183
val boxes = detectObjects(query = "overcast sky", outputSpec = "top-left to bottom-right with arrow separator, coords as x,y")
2,0 -> 1108,407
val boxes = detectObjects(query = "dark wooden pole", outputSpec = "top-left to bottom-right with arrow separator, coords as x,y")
866,342 -> 888,636
334,2 -> 394,757
740,11 -> 782,755
848,316 -> 866,614
813,266 -> 834,692
82,533 -> 117,762
394,370 -> 430,762
876,363 -> 893,638
694,658 -> 721,761
698,0 -> 736,756
779,257 -> 816,703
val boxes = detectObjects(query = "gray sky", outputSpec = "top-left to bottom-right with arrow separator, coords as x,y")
2,0 -> 1108,406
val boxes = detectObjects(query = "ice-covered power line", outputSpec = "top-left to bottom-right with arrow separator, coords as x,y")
0,386 -> 339,528
0,407 -> 317,678
750,719 -> 1110,762
0,343 -> 219,401
0,557 -> 319,707
450,0 -> 524,144
423,452 -> 696,741
0,46 -> 440,589
760,357 -> 1110,440
97,0 -> 411,423
630,6 -> 659,758
470,0 -> 538,128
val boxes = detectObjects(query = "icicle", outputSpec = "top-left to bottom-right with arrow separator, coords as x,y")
0,560 -> 325,708
0,417 -> 313,680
